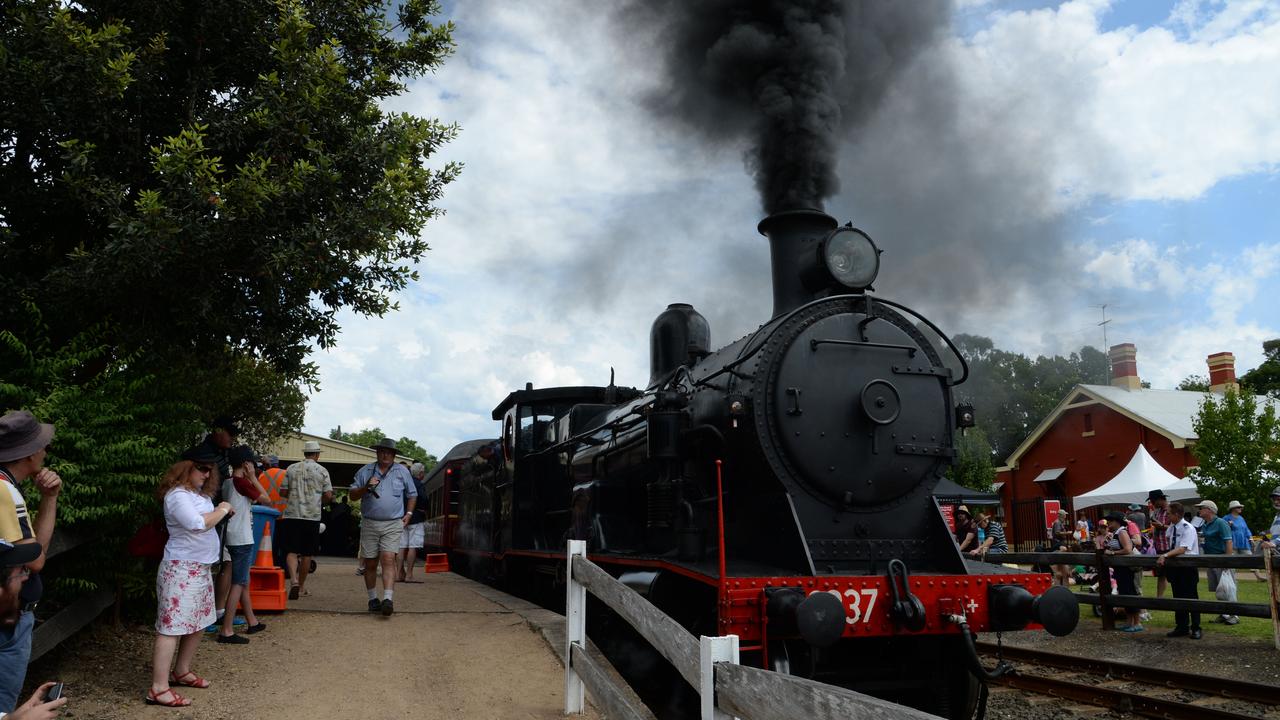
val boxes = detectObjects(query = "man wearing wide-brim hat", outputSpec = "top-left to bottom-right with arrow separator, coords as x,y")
1147,488 -> 1172,599
0,410 -> 62,710
350,438 -> 416,616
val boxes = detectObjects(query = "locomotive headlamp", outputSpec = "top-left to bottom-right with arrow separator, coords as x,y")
822,227 -> 880,290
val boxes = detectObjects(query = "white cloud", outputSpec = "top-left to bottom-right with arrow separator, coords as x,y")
300,1 -> 1280,457
953,0 -> 1280,204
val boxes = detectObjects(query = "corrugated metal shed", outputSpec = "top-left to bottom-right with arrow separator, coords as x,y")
262,431 -> 413,465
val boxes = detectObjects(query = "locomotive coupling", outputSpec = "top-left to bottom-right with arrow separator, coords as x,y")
986,584 -> 1079,637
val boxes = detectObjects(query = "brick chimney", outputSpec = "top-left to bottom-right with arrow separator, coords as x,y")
1207,352 -> 1240,394
1108,343 -> 1141,390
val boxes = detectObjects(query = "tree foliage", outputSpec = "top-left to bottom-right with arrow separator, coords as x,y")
947,427 -> 996,492
951,334 -> 1110,461
0,0 -> 457,599
1190,389 -> 1280,532
1,0 -> 460,379
329,426 -> 437,470
1240,338 -> 1280,399
1177,375 -> 1210,392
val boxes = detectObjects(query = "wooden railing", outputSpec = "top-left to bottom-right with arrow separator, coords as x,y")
987,549 -> 1280,648
30,528 -> 117,662
562,540 -> 942,720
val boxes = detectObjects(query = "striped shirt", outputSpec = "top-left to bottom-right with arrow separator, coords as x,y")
984,521 -> 1008,553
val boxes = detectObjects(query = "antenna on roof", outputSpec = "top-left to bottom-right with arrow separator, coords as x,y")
1093,303 -> 1112,384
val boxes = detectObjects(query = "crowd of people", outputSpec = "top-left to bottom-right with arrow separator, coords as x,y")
0,411 -> 432,714
1038,487 -> 1280,638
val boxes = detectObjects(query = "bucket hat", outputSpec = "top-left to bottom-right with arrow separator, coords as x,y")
301,440 -> 322,454
955,505 -> 971,517
0,411 -> 55,463
372,438 -> 398,452
1226,500 -> 1243,511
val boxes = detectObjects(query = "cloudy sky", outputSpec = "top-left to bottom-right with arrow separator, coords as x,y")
303,0 -> 1280,459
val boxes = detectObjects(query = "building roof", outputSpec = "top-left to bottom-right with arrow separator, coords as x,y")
1001,384 -> 1277,470
263,431 -> 414,465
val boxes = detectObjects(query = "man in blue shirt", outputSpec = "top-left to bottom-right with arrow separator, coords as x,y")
350,438 -> 416,616
1224,501 -> 1262,582
1196,500 -> 1236,625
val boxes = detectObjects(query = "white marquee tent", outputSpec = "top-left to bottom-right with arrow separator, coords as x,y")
1072,445 -> 1200,510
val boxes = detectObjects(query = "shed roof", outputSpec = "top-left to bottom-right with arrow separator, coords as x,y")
1002,384 -> 1277,469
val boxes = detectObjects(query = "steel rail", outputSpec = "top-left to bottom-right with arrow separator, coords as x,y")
977,642 -> 1279,707
989,672 -> 1262,720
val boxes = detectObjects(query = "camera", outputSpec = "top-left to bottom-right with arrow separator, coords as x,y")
44,682 -> 64,702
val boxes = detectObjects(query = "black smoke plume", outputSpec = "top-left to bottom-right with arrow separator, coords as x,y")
620,1 -> 947,214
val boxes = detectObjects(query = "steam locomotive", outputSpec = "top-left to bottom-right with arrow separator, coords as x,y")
423,209 -> 1078,718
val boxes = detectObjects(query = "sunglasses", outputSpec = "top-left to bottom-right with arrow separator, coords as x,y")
194,464 -> 214,474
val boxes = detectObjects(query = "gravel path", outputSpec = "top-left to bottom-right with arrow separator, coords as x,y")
23,559 -> 599,719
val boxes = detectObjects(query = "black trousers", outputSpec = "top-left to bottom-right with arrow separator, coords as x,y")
1167,565 -> 1200,630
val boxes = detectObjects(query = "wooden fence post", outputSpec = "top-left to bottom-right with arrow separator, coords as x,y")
1265,551 -> 1279,651
566,540 -> 588,714
700,634 -> 739,720
1095,548 -> 1114,631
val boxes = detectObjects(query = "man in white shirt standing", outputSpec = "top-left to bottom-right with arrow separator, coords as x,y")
1156,501 -> 1201,639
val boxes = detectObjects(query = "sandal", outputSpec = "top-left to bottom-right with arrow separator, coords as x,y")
170,670 -> 210,689
145,688 -> 192,707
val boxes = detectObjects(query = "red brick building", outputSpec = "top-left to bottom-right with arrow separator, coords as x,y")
994,344 -> 1259,548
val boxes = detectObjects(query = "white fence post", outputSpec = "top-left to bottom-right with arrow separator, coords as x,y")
699,634 -> 740,720
565,540 -> 588,714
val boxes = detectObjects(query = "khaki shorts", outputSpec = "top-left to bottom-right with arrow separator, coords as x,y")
360,518 -> 403,558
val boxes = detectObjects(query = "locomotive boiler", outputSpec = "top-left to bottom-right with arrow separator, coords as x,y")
428,208 -> 1078,719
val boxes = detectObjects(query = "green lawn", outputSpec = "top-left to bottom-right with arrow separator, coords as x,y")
1073,571 -> 1278,640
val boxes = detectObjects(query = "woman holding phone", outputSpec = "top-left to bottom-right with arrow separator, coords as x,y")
146,448 -> 233,707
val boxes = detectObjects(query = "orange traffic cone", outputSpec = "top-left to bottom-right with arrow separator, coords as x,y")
247,521 -> 288,611
423,553 -> 450,574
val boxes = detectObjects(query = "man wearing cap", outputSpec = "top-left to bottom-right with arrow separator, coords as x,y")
279,440 -> 332,600
1,538 -> 67,718
1224,501 -> 1262,582
0,410 -> 62,709
1147,489 -> 1172,599
350,438 -> 416,616
1157,501 -> 1202,638
1196,500 -> 1237,625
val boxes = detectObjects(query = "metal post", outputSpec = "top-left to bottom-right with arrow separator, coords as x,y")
699,634 -> 740,720
565,540 -> 587,714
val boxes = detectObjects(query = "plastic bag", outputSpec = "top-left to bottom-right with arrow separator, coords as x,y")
1215,569 -> 1237,601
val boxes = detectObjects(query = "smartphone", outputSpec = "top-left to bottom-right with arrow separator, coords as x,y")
44,682 -> 64,702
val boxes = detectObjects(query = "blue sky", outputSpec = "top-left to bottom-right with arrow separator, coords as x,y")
302,0 -> 1280,458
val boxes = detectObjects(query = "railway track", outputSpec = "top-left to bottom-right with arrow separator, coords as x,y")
975,641 -> 1279,720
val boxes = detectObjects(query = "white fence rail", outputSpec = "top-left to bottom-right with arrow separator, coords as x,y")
563,540 -> 941,720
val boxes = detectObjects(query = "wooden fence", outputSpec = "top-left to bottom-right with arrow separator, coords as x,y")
30,528 -> 117,662
562,540 -> 943,720
989,549 -> 1280,648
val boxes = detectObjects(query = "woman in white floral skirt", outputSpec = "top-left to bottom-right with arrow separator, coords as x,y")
145,449 -> 234,707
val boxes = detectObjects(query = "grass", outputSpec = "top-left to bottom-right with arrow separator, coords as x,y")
1072,570 -> 1279,640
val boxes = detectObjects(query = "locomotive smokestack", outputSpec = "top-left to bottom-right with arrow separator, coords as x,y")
758,209 -> 839,318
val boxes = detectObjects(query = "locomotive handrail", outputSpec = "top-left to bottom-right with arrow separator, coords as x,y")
564,540 -> 945,719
